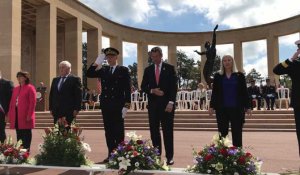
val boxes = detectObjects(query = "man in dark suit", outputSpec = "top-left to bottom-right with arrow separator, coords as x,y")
274,39 -> 300,156
49,61 -> 82,125
87,47 -> 131,163
141,47 -> 177,165
247,79 -> 262,110
0,70 -> 14,143
262,78 -> 277,110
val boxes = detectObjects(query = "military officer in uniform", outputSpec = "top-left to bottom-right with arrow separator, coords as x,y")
247,79 -> 262,110
86,47 -> 131,163
262,78 -> 277,110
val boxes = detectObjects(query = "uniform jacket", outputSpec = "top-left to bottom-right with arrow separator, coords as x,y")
273,59 -> 300,108
210,72 -> 250,111
247,85 -> 262,97
49,74 -> 82,117
261,85 -> 277,98
141,62 -> 177,105
0,78 -> 14,114
86,65 -> 131,109
8,84 -> 36,129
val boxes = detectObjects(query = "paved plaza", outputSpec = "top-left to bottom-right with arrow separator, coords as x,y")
0,129 -> 299,174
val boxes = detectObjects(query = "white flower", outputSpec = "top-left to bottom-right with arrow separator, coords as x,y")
20,149 -> 27,153
215,162 -> 223,172
118,157 -> 131,170
234,172 -> 239,175
255,159 -> 263,173
66,138 -> 71,143
126,131 -> 142,141
82,142 -> 91,152
233,161 -> 237,165
212,134 -> 220,145
135,162 -> 139,167
12,158 -> 18,164
207,169 -> 211,173
0,153 -> 5,162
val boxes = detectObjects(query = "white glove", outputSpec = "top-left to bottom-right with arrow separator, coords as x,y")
95,53 -> 105,66
122,107 -> 128,119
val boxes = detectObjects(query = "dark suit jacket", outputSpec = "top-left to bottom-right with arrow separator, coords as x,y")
49,74 -> 82,117
247,85 -> 261,97
261,85 -> 277,98
141,62 -> 177,106
210,72 -> 250,111
86,65 -> 131,109
0,78 -> 14,114
274,59 -> 300,108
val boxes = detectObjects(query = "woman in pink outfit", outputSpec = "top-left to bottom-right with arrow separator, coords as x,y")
8,71 -> 36,151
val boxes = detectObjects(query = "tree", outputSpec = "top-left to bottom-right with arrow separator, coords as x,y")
177,50 -> 200,90
245,68 -> 263,84
82,42 -> 88,89
128,62 -> 138,89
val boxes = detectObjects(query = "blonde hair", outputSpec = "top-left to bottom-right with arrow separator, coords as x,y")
219,55 -> 238,75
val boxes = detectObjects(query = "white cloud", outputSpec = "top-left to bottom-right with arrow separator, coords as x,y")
216,44 -> 233,58
79,0 -> 156,24
123,42 -> 137,66
102,36 -> 110,48
177,46 -> 200,61
279,33 -> 299,46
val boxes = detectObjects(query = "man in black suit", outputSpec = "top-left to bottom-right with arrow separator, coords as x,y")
49,61 -> 82,125
274,39 -> 300,156
262,78 -> 277,110
87,47 -> 131,163
0,70 -> 13,143
247,79 -> 262,110
141,47 -> 177,165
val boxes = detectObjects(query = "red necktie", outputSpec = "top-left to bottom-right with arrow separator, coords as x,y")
155,64 -> 160,85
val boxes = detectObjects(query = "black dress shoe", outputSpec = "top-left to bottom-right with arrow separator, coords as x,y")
102,157 -> 109,163
167,159 -> 174,165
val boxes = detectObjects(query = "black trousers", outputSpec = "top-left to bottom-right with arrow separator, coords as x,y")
294,108 -> 300,156
0,112 -> 6,143
15,107 -> 32,151
249,96 -> 262,109
148,100 -> 174,160
265,96 -> 275,109
216,107 -> 244,147
101,107 -> 124,158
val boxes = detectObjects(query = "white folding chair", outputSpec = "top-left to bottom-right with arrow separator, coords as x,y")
205,90 -> 212,110
130,91 -> 140,111
140,92 -> 148,111
93,94 -> 100,110
277,88 -> 290,110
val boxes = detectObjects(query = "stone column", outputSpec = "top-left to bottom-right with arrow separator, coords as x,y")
0,0 -> 21,82
87,27 -> 102,91
137,42 -> 149,89
267,36 -> 279,85
168,44 -> 177,67
200,44 -> 206,85
110,37 -> 123,65
65,18 -> 82,78
234,41 -> 243,72
36,4 -> 57,91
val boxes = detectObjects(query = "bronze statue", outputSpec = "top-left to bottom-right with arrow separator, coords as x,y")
194,24 -> 218,86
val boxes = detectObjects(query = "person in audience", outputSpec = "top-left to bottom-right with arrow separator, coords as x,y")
262,78 -> 277,110
209,55 -> 251,147
197,83 -> 206,110
8,71 -> 36,151
91,89 -> 99,104
141,46 -> 178,165
82,87 -> 91,110
273,39 -> 300,157
49,61 -> 82,125
0,70 -> 14,143
247,79 -> 262,110
86,47 -> 131,163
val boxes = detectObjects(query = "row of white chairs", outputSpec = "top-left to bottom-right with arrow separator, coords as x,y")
88,88 -> 290,111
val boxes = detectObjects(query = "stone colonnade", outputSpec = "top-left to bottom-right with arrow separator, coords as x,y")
0,0 -> 300,94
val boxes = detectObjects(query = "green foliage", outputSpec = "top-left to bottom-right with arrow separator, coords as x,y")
128,62 -> 138,89
35,119 -> 91,167
246,68 -> 263,84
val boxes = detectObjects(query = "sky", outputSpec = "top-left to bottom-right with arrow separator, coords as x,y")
79,0 -> 300,78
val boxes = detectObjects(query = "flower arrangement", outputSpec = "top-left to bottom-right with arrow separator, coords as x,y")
186,134 -> 263,175
34,118 -> 92,167
107,131 -> 169,175
0,136 -> 29,164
